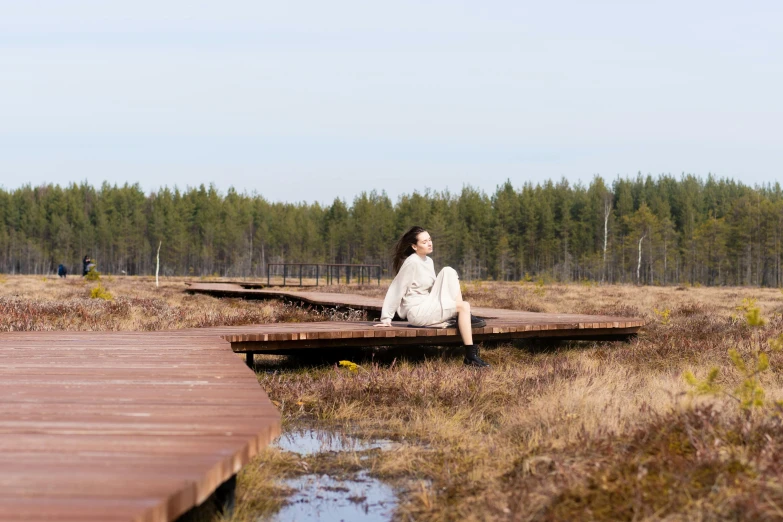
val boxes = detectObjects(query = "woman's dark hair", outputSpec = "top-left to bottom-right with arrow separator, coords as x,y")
392,226 -> 426,274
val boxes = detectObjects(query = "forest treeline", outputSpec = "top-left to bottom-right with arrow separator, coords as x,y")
1,175 -> 782,286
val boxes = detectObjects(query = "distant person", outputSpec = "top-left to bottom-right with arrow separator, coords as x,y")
57,264 -> 67,278
374,226 -> 489,367
82,255 -> 95,276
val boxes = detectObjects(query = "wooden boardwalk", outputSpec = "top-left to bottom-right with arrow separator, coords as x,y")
185,283 -> 646,360
0,329 -> 280,522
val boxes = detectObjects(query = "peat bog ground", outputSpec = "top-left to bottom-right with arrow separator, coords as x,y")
3,275 -> 783,521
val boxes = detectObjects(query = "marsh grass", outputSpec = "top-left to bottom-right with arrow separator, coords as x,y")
233,282 -> 783,522
5,275 -> 783,520
0,275 -> 351,331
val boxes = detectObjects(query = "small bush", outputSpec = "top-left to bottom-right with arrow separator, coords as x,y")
685,347 -> 774,411
737,298 -> 765,327
84,266 -> 101,281
653,307 -> 671,326
89,284 -> 113,300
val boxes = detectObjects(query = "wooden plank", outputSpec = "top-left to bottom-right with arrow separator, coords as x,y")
0,329 -> 281,522
192,311 -> 647,351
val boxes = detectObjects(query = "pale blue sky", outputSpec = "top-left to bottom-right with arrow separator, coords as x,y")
1,1 -> 780,202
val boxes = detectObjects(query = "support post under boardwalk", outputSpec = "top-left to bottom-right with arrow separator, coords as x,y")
245,352 -> 255,369
215,475 -> 237,517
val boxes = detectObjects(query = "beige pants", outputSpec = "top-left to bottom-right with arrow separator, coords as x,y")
406,267 -> 460,326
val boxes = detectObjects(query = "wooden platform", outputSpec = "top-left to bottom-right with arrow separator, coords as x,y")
185,283 -> 646,359
0,329 -> 280,522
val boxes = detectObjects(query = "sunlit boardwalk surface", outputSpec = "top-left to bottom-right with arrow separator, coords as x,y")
186,283 -> 646,358
0,330 -> 280,522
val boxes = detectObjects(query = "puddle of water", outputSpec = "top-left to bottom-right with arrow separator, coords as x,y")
266,429 -> 398,521
272,429 -> 394,455
267,471 -> 397,522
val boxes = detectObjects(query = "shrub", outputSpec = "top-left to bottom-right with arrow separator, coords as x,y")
654,307 -> 671,326
534,278 -> 546,297
89,284 -> 113,300
685,345 -> 779,412
736,298 -> 765,327
84,266 -> 101,281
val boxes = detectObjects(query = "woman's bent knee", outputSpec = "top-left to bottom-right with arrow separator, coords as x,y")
440,266 -> 459,278
457,301 -> 470,313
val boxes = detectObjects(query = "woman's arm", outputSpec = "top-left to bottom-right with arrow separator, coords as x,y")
378,261 -> 415,325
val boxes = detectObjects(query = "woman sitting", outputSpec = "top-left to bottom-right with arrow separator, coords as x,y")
374,226 -> 489,367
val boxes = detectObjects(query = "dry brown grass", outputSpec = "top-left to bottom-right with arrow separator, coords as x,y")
234,281 -> 783,522
5,275 -> 783,520
0,275 -> 336,331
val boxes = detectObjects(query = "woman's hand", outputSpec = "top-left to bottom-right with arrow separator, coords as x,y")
374,322 -> 391,327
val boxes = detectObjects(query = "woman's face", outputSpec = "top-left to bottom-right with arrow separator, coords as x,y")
412,231 -> 433,256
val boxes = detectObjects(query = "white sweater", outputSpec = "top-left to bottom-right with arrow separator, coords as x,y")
380,254 -> 436,325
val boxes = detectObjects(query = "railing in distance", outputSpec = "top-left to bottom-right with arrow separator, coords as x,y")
266,263 -> 382,286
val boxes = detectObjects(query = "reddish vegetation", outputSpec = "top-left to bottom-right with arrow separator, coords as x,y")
0,276 -> 346,332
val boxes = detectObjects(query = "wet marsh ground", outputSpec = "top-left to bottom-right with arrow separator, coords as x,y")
3,275 -> 783,520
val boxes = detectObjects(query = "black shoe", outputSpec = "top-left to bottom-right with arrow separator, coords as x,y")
470,315 -> 487,328
463,345 -> 490,367
445,315 -> 487,329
